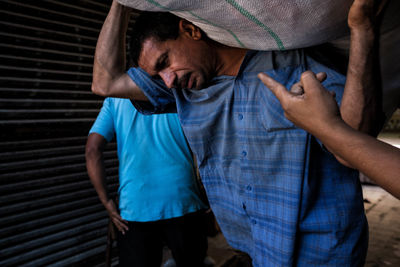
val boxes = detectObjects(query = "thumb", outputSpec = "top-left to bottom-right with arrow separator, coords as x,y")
258,72 -> 291,102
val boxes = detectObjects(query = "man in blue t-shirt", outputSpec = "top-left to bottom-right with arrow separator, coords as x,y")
85,97 -> 209,267
90,1 -> 382,266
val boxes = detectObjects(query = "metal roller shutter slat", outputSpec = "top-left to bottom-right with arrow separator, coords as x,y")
0,0 -> 122,265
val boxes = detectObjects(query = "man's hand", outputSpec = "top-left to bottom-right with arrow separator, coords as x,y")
258,71 -> 400,200
348,0 -> 376,31
104,199 -> 129,234
288,72 -> 327,96
348,0 -> 387,31
258,71 -> 341,137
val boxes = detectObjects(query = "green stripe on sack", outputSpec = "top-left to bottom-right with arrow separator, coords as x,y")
145,0 -> 168,10
144,0 -> 245,48
225,0 -> 285,50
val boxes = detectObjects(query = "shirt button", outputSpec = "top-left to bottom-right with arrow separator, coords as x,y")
246,185 -> 252,191
238,114 -> 243,120
241,151 -> 247,157
252,219 -> 257,225
242,203 -> 246,210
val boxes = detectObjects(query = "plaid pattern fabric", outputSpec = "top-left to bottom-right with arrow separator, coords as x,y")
128,50 -> 368,267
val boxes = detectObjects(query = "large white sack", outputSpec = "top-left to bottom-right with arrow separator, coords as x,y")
118,0 -> 353,51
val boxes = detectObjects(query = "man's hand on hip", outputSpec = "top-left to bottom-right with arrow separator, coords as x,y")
105,199 -> 129,234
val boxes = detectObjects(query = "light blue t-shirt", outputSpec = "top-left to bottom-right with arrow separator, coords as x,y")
89,98 -> 207,222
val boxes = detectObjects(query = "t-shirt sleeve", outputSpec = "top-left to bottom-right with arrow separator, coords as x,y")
88,98 -> 115,142
127,68 -> 177,114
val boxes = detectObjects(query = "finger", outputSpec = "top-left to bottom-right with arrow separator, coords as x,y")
119,220 -> 129,231
113,220 -> 127,234
315,72 -> 327,83
111,215 -> 129,230
290,82 -> 304,96
110,211 -> 128,224
114,222 -> 124,233
258,72 -> 291,101
113,213 -> 124,221
300,71 -> 325,94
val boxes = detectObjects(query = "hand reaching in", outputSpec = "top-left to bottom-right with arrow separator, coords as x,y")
258,71 -> 341,137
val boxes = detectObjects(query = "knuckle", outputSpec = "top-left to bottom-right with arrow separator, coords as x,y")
301,71 -> 313,80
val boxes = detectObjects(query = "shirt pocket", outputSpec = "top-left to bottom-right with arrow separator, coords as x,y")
257,84 -> 297,132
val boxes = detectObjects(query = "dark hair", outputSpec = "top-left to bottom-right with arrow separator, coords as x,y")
129,12 -> 181,67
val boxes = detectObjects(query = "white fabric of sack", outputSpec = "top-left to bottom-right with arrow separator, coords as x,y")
118,0 -> 353,51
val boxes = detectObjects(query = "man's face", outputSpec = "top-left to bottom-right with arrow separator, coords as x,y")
138,31 -> 215,90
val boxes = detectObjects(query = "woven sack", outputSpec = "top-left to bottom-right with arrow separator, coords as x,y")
118,0 -> 354,51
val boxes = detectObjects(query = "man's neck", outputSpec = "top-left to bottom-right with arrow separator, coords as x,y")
214,45 -> 248,77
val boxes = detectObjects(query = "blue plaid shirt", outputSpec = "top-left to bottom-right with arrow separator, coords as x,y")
128,50 -> 368,267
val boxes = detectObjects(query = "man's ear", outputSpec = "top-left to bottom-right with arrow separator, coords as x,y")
179,19 -> 202,40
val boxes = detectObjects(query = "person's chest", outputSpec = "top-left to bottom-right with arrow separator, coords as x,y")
174,72 -> 305,168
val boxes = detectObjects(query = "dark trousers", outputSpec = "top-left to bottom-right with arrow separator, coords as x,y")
118,211 -> 208,267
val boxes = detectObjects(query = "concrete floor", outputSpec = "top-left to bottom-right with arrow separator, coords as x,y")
363,185 -> 400,267
203,185 -> 400,267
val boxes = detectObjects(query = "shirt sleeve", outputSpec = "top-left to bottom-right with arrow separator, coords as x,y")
88,98 -> 115,142
127,68 -> 177,114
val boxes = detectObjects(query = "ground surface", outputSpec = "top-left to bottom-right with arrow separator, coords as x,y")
363,185 -> 400,267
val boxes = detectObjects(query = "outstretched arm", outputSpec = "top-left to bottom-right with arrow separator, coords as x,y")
86,133 -> 129,233
92,0 -> 147,100
340,0 -> 384,135
258,71 -> 400,200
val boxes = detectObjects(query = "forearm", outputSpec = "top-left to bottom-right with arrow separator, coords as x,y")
92,1 -> 132,97
340,0 -> 383,136
341,28 -> 380,134
87,158 -> 110,206
86,142 -> 110,206
317,120 -> 400,199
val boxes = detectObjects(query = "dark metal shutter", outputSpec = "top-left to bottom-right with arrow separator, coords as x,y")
0,0 -> 120,266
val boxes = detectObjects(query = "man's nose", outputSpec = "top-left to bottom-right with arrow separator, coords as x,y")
159,70 -> 176,89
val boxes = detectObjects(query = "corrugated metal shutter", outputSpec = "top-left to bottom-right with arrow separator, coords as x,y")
0,0 -> 121,266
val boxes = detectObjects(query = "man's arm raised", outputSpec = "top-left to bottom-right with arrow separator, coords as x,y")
92,0 -> 147,100
340,0 -> 385,135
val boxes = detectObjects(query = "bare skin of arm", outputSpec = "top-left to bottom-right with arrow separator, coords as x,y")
341,0 -> 383,136
287,0 -> 384,167
85,133 -> 129,233
92,0 -> 147,100
258,71 -> 400,200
